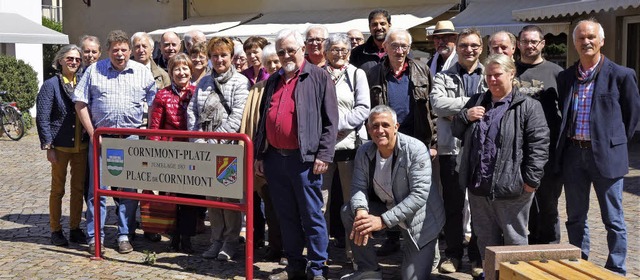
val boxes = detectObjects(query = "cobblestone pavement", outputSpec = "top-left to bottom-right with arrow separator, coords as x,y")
0,133 -> 637,279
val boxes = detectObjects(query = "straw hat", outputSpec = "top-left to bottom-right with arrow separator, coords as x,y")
429,20 -> 458,36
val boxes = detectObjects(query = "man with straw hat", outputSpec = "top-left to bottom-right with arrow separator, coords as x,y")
427,20 -> 458,78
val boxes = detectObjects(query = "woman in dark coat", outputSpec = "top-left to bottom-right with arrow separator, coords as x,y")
452,54 -> 549,266
36,44 -> 88,246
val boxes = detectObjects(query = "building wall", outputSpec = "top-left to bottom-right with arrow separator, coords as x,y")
188,0 -> 445,15
63,0 -> 183,56
0,0 -> 45,88
564,7 -> 640,67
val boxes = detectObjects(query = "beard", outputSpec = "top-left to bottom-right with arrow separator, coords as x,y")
283,61 -> 297,73
374,32 -> 386,41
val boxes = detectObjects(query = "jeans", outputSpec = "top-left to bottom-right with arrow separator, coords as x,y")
85,136 -> 139,244
469,191 -> 534,260
342,203 -> 436,280
264,149 -> 328,277
562,145 -> 627,275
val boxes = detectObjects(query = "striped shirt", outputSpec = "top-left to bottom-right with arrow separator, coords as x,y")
72,59 -> 156,128
572,63 -> 597,141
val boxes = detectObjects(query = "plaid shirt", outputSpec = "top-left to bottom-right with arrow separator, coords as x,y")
572,64 -> 596,140
73,59 -> 156,128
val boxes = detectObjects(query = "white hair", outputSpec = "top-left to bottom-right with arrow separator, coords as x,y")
384,29 -> 412,45
305,25 -> 329,39
275,28 -> 305,47
572,19 -> 605,41
130,32 -> 154,49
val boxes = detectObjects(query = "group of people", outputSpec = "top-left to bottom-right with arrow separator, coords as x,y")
35,6 -> 637,280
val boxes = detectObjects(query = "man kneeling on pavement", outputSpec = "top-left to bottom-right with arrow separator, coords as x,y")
341,105 -> 445,280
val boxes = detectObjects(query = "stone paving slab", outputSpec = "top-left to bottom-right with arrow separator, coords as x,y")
0,133 -> 637,279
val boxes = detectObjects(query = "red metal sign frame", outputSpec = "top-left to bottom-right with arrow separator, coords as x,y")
90,127 -> 254,280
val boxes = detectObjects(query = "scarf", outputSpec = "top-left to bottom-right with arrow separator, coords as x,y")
59,73 -> 77,99
567,55 -> 605,136
199,67 -> 235,132
326,64 -> 348,85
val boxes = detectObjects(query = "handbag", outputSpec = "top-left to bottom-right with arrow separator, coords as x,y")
139,190 -> 177,234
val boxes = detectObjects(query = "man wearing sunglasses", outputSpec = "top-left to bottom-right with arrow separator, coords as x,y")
254,28 -> 338,280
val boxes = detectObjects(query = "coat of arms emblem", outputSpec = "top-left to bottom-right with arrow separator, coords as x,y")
216,156 -> 237,186
106,149 -> 125,176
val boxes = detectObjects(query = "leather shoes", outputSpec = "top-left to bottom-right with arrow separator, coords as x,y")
144,232 -> 162,242
268,270 -> 306,280
118,240 -> 133,254
69,229 -> 87,244
88,243 -> 105,256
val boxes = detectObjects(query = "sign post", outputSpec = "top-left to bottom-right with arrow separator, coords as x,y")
90,128 -> 254,279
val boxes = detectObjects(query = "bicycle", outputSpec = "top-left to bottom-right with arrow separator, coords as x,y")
0,90 -> 25,141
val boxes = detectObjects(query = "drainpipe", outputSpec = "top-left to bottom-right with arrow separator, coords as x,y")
183,0 -> 188,20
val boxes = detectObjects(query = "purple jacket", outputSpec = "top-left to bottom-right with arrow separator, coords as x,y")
254,62 -> 338,163
241,67 -> 270,87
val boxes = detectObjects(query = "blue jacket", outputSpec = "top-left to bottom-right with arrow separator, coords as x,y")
36,74 -> 88,149
254,62 -> 338,163
556,56 -> 640,179
349,133 -> 445,250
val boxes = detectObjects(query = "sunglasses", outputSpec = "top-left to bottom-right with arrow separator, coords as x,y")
65,57 -> 82,63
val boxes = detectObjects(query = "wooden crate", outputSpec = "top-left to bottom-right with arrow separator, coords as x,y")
499,259 -> 626,280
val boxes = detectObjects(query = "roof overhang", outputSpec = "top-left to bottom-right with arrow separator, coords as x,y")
430,0 -> 571,36
150,3 -> 457,40
513,0 -> 640,21
0,13 -> 69,44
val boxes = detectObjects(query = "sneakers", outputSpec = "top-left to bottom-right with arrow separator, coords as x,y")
217,241 -> 237,261
471,262 -> 484,277
69,229 -> 87,244
202,241 -> 223,259
439,258 -> 461,273
118,240 -> 134,254
340,270 -> 383,280
375,238 -> 400,256
51,230 -> 69,246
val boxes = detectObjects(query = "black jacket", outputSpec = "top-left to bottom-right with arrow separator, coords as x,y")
366,56 -> 436,147
452,90 -> 549,199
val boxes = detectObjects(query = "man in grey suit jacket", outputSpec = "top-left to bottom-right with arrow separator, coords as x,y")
340,105 -> 445,280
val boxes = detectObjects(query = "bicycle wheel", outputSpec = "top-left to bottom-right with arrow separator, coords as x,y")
2,106 -> 25,141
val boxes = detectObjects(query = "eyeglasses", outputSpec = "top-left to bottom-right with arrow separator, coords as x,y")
329,48 -> 349,55
457,43 -> 482,50
390,43 -> 410,52
519,40 -> 543,47
305,38 -> 326,45
349,37 -> 364,43
65,57 -> 81,63
276,47 -> 301,57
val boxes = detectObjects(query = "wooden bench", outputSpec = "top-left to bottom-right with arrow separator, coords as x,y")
499,259 -> 626,280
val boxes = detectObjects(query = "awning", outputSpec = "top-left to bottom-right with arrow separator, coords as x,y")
513,0 -> 640,21
150,3 -> 457,40
148,13 -> 256,39
0,13 -> 68,44
431,0 -> 571,36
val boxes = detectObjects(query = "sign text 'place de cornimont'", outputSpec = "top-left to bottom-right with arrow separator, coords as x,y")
101,138 -> 245,199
